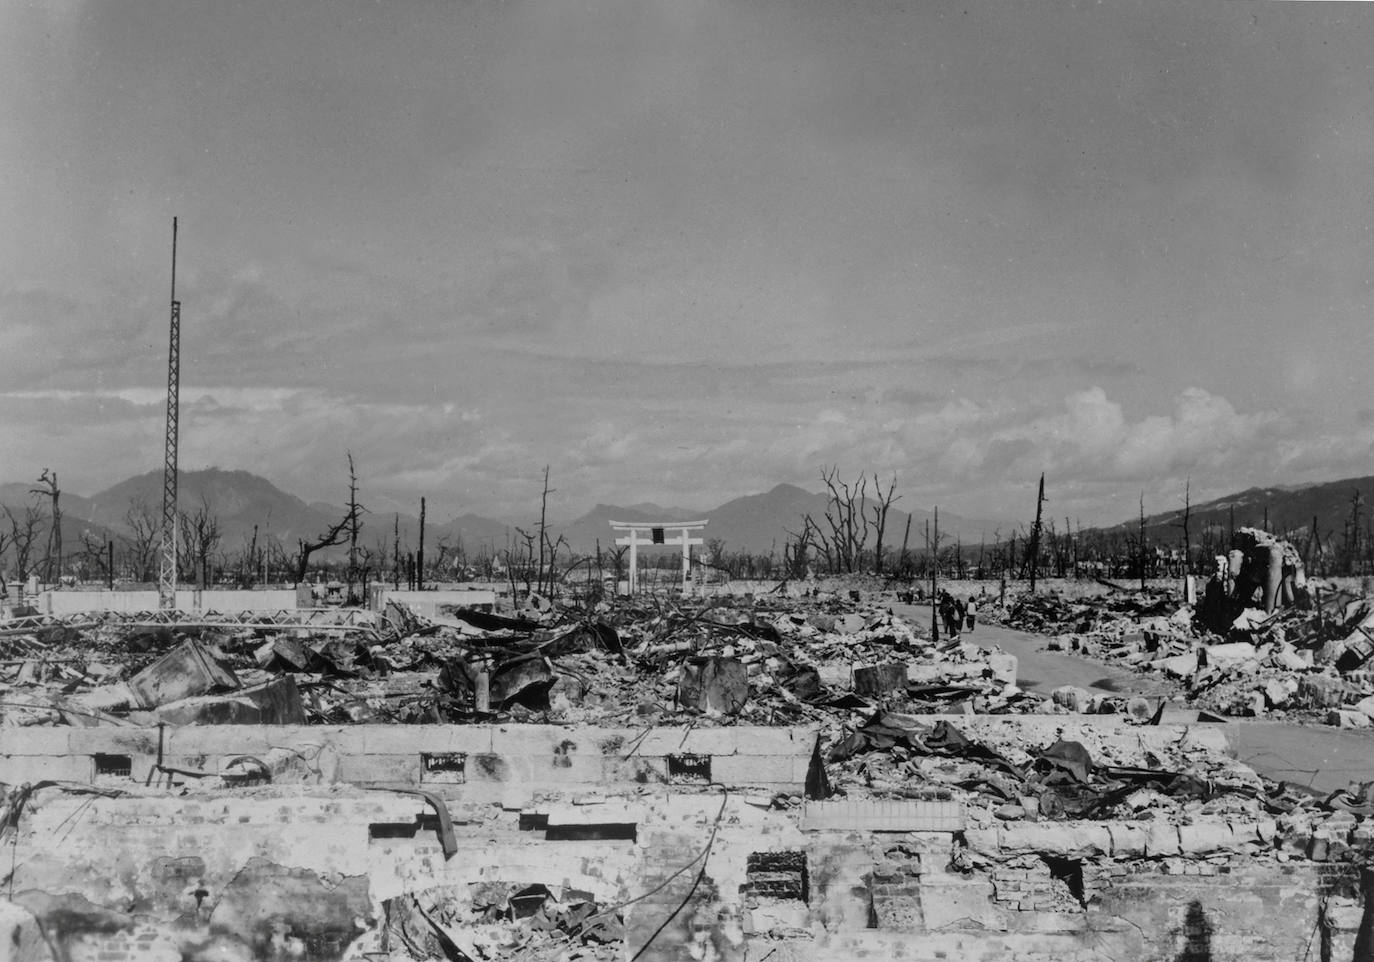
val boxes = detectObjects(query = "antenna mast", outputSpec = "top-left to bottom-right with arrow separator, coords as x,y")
158,218 -> 181,610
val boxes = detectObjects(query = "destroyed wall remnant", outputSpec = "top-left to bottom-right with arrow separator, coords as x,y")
2,786 -> 1361,962
6,585 -> 1374,959
33,588 -> 300,615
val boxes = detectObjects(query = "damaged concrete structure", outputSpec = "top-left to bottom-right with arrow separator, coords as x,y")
4,588 -> 1374,960
4,719 -> 1370,961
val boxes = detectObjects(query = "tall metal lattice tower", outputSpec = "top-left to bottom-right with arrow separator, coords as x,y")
157,218 -> 181,611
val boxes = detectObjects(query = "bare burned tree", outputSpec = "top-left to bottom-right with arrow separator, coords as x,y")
1344,489 -> 1365,575
433,535 -> 459,579
123,499 -> 160,582
78,529 -> 115,586
607,543 -> 629,588
782,517 -> 818,580
1024,473 -> 1046,592
179,495 -> 223,589
30,468 -> 61,582
231,524 -> 265,588
1173,477 -> 1193,576
898,513 -> 913,577
818,466 -> 870,573
536,466 -> 554,594
417,497 -> 426,589
3,502 -> 45,584
0,524 -> 11,586
344,452 -> 366,601
1138,491 -> 1148,591
264,540 -> 292,584
295,459 -> 365,584
866,473 -> 901,575
508,527 -> 537,596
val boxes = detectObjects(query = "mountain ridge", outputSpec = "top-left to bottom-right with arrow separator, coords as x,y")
0,468 -> 1013,563
9,468 -> 1373,571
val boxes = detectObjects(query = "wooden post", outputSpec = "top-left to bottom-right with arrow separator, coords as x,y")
417,497 -> 426,591
930,507 -> 939,642
1139,492 -> 1147,592
1028,473 -> 1045,593
680,526 -> 691,588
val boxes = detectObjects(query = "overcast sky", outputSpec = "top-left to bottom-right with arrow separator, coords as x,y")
2,0 -> 1372,527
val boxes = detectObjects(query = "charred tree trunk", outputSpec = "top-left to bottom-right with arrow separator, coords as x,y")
417,497 -> 426,591
1027,473 -> 1045,593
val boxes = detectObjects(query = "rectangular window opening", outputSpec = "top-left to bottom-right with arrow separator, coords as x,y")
519,812 -> 550,832
368,813 -> 441,841
420,752 -> 467,783
666,752 -> 712,782
544,822 -> 638,842
93,754 -> 132,778
746,851 -> 809,903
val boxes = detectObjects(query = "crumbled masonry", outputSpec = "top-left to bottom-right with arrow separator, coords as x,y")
997,531 -> 1374,727
4,574 -> 1374,961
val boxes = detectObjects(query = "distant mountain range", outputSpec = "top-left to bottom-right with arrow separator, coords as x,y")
7,468 -> 1373,571
1108,475 -> 1374,548
0,469 -> 1011,564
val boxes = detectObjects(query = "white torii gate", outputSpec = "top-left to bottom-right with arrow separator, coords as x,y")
610,520 -> 708,595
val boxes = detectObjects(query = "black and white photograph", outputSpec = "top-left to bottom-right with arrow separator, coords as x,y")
3,1 -> 1374,959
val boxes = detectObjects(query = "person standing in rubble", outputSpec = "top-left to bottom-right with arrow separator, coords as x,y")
965,596 -> 977,632
938,591 -> 960,640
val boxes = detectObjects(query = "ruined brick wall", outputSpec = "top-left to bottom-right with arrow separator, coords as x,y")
3,724 -> 1368,962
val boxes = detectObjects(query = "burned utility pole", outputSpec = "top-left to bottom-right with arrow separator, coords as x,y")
899,513 -> 912,576
930,507 -> 939,642
416,497 -> 426,591
158,218 -> 181,611
1139,492 -> 1148,592
1026,473 -> 1046,593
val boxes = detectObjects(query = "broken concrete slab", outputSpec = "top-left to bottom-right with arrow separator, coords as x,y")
127,639 -> 240,710
677,657 -> 748,714
854,662 -> 907,696
1200,641 -> 1259,670
1297,673 -> 1347,709
154,675 -> 305,726
1327,708 -> 1372,729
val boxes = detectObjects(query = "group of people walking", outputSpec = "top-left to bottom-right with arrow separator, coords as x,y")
938,590 -> 977,640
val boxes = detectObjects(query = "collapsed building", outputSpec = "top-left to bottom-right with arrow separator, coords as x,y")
1001,528 -> 1374,728
3,585 -> 1374,961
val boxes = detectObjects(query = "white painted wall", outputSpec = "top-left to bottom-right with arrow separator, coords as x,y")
373,588 -> 497,616
35,589 -> 299,615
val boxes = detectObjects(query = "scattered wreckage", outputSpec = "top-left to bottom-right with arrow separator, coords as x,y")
996,528 -> 1374,728
5,572 -> 1374,960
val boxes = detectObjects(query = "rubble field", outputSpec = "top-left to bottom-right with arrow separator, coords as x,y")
3,562 -> 1374,962
991,529 -> 1374,730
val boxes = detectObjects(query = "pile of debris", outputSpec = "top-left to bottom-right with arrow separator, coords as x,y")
993,529 -> 1374,725
382,882 -> 622,962
0,595 -> 1033,734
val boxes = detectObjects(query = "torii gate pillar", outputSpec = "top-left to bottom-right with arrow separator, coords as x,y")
610,520 -> 708,595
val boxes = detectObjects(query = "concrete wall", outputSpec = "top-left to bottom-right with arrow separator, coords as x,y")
34,588 -> 298,615
3,786 -> 1360,962
0,723 -> 821,806
370,587 -> 498,615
